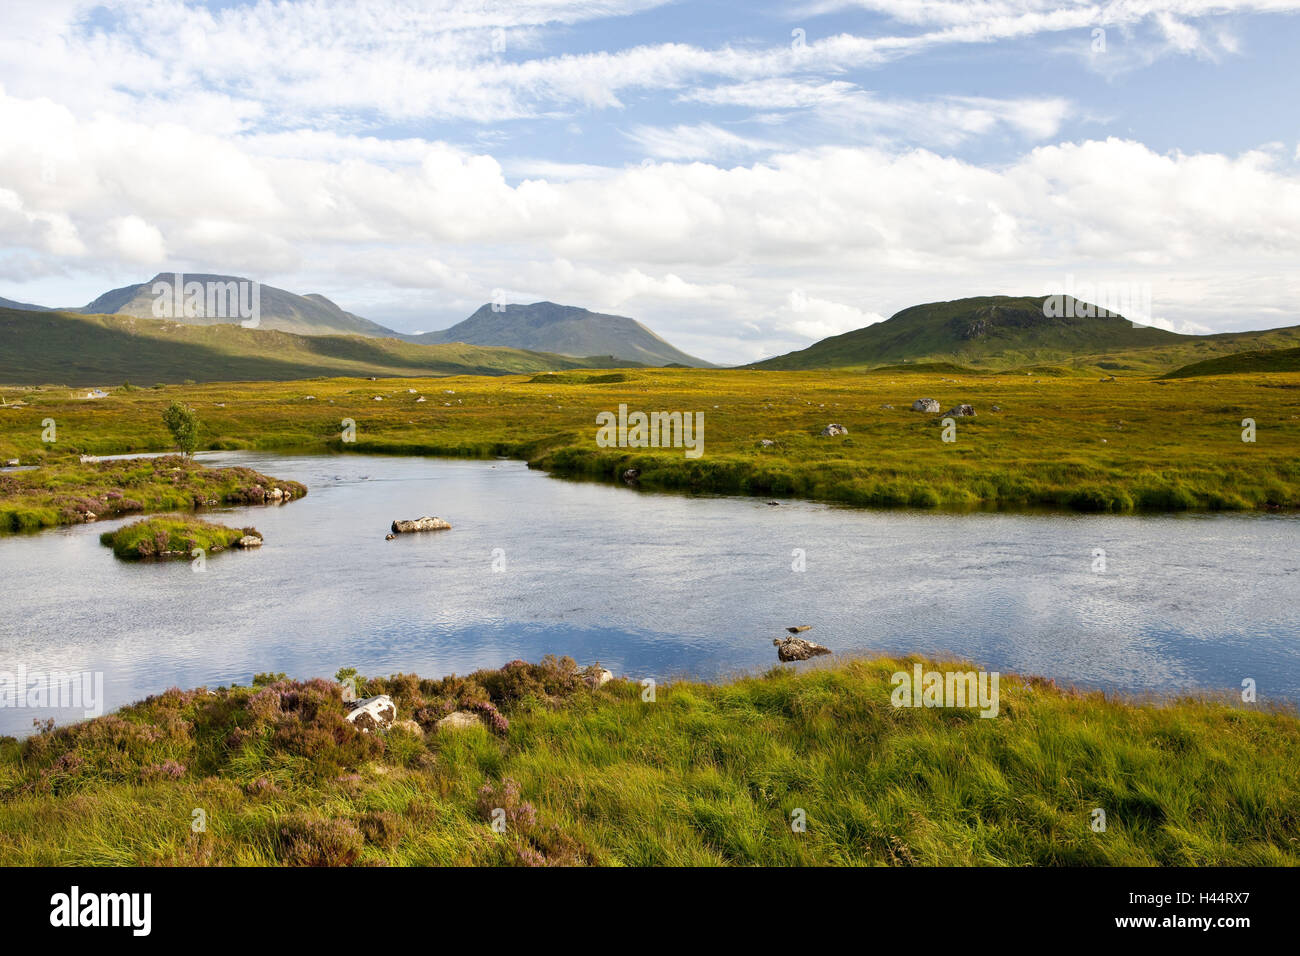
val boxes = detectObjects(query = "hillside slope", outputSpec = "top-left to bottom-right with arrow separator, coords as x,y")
0,295 -> 53,311
409,301 -> 713,367
1163,346 -> 1300,378
755,295 -> 1300,372
0,308 -> 638,385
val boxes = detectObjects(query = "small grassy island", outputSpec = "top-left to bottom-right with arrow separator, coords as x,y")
0,454 -> 305,533
0,656 -> 1295,866
99,516 -> 262,559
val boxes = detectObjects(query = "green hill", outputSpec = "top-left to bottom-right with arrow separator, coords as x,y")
1163,346 -> 1300,378
754,295 -> 1300,372
408,301 -> 713,368
0,307 -> 640,385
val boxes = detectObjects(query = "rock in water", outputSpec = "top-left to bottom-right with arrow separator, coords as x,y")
820,423 -> 849,437
773,636 -> 832,662
237,535 -> 263,548
786,625 -> 811,633
911,398 -> 941,413
391,516 -> 452,533
345,695 -> 397,732
622,468 -> 640,483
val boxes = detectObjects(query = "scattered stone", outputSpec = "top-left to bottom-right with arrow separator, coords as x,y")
345,695 -> 397,733
391,719 -> 423,736
911,398 -> 941,413
767,500 -> 780,506
391,516 -> 452,533
820,423 -> 849,437
385,533 -> 396,540
942,404 -> 976,417
773,636 -> 832,662
622,468 -> 640,483
991,405 -> 1002,412
758,439 -> 776,447
436,710 -> 484,732
237,535 -> 263,548
786,625 -> 812,633
881,404 -> 894,410
584,666 -> 615,687
415,396 -> 426,402
4,458 -> 17,467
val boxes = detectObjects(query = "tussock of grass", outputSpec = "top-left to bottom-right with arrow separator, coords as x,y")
0,656 -> 1295,866
98,516 -> 260,559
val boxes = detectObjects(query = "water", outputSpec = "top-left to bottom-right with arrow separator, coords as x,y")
1,450 -> 1298,735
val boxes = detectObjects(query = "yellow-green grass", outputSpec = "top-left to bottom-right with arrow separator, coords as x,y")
0,656 -> 1295,866
99,516 -> 260,559
0,454 -> 305,533
1,366 -> 1298,516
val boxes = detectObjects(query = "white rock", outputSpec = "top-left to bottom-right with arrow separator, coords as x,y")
345,695 -> 397,732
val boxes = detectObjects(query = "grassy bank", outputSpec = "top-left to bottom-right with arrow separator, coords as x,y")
99,516 -> 261,559
0,454 -> 305,533
2,367 -> 1298,514
0,656 -> 1295,866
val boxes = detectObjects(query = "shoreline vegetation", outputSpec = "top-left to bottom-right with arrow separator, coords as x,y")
99,516 -> 263,559
0,454 -> 305,533
0,655 -> 1295,865
1,367 -> 1298,520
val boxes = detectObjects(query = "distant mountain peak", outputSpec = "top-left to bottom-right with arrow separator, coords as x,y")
409,300 -> 713,367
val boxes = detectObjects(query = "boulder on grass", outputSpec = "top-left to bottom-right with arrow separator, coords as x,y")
436,710 -> 484,732
820,423 -> 849,437
911,398 -> 941,413
942,404 -> 976,417
345,695 -> 397,733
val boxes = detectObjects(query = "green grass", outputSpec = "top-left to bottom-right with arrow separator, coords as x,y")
0,656 -> 1295,866
3,365 -> 1296,516
0,454 -> 305,533
1164,346 -> 1300,379
98,516 -> 260,559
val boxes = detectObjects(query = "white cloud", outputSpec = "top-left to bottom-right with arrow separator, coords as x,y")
625,123 -> 777,160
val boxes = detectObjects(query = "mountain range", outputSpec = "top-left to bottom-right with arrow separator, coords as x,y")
0,306 -> 645,385
0,274 -> 710,367
4,279 -> 1300,384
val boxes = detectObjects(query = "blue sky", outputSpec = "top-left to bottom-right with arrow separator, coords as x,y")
1,0 -> 1298,363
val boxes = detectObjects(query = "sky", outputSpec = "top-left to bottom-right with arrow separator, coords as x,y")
0,0 -> 1298,365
